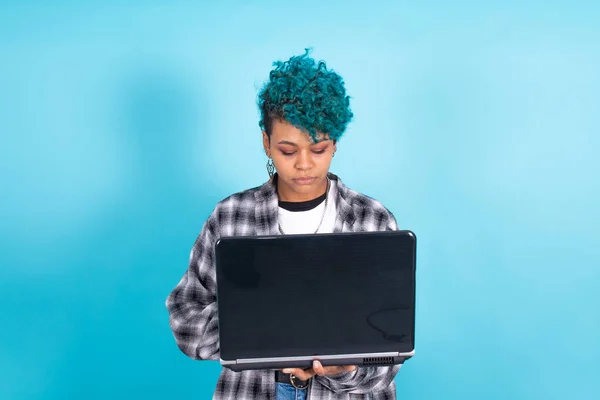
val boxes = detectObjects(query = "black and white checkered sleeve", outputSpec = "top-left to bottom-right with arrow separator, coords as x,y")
165,211 -> 220,361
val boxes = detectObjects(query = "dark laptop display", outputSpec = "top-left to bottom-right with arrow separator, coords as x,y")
214,230 -> 416,371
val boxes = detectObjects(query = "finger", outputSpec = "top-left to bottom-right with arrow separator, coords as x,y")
282,368 -> 315,381
313,361 -> 358,376
312,361 -> 346,376
296,368 -> 315,381
281,368 -> 302,375
312,360 -> 327,376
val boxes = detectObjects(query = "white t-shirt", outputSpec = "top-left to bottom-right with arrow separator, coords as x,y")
278,179 -> 338,235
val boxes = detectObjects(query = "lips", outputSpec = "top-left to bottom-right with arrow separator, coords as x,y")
293,177 -> 317,185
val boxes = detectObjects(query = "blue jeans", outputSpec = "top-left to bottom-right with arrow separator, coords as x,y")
276,382 -> 308,400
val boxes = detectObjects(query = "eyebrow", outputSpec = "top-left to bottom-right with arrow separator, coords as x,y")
277,140 -> 298,146
277,140 -> 330,146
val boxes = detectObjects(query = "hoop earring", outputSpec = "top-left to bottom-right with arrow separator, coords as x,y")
266,158 -> 275,178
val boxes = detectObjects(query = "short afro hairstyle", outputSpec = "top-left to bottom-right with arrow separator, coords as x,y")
258,49 -> 353,143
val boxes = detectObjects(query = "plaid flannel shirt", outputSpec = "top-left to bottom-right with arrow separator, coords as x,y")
166,173 -> 402,399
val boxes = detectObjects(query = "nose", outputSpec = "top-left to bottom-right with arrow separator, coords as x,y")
294,150 -> 313,171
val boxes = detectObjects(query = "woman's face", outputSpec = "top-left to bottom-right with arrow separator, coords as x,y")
263,119 -> 336,202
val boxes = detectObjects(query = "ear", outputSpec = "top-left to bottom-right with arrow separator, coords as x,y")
262,130 -> 270,156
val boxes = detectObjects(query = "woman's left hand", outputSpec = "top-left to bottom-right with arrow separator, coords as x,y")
282,360 -> 357,380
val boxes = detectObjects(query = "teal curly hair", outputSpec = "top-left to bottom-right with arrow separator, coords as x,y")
258,49 -> 353,143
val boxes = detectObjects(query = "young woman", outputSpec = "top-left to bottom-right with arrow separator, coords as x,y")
166,50 -> 402,399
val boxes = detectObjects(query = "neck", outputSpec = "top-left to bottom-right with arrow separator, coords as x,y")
277,177 -> 329,202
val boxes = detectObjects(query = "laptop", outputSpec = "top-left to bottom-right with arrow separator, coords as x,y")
214,230 -> 416,372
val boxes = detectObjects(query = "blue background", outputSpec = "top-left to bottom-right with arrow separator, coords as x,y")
1,1 -> 599,399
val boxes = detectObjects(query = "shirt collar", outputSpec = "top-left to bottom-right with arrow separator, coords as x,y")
254,172 -> 356,234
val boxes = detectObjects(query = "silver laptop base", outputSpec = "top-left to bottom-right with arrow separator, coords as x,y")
221,350 -> 414,372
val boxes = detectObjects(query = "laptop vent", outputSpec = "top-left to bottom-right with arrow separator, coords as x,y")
363,357 -> 394,365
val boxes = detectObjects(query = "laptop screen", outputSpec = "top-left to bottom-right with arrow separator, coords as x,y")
215,231 -> 415,361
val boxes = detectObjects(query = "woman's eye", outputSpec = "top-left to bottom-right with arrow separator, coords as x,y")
281,151 -> 295,156
312,149 -> 326,154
